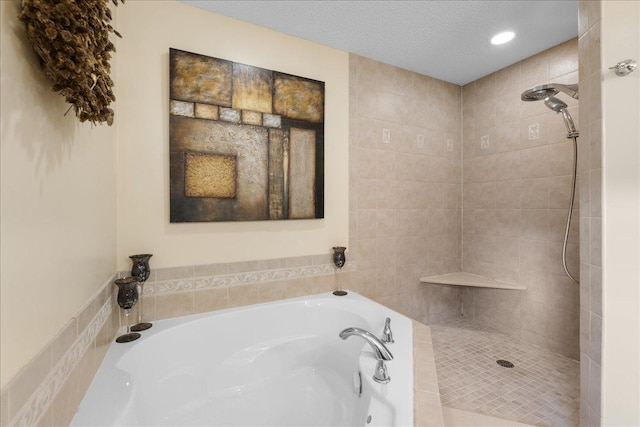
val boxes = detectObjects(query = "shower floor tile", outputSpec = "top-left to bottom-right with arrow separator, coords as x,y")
430,318 -> 580,427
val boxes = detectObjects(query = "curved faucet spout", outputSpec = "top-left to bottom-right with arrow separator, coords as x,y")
339,327 -> 393,361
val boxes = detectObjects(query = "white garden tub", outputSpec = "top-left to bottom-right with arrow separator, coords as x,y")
71,291 -> 413,426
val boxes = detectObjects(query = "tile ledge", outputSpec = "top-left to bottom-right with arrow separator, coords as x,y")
413,320 -> 445,427
420,272 -> 526,290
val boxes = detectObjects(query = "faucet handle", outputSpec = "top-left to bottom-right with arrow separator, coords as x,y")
382,317 -> 394,344
373,360 -> 391,384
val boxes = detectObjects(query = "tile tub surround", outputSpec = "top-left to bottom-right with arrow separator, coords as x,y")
119,254 -> 359,323
431,318 -> 580,427
0,275 -> 120,427
461,39 -> 581,359
413,321 -> 445,426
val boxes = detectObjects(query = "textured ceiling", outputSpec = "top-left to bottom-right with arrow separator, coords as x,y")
181,1 -> 578,86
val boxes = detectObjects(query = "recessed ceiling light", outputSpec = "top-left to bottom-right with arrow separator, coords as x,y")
491,31 -> 515,45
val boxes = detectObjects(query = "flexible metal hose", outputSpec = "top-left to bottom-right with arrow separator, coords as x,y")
562,135 -> 579,284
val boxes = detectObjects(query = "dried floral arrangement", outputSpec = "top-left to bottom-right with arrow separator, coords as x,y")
20,0 -> 124,125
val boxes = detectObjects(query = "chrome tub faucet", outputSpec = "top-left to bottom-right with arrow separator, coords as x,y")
339,327 -> 393,383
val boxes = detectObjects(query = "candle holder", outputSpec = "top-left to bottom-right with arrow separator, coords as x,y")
332,246 -> 347,296
115,277 -> 141,343
129,254 -> 153,332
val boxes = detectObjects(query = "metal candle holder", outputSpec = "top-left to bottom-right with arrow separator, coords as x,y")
332,246 -> 347,296
129,254 -> 153,332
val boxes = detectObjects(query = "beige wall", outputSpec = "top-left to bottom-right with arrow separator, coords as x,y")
348,54 -> 463,323
115,1 -> 349,271
461,40 -> 581,359
0,1 -> 118,388
600,1 -> 640,425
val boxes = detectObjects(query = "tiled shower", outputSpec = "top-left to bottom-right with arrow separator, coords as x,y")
349,39 -> 581,358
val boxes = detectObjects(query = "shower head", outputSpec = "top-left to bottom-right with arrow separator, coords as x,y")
544,97 -> 578,137
521,83 -> 579,101
544,96 -> 568,113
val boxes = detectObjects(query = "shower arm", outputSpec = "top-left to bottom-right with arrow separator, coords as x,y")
555,83 -> 579,100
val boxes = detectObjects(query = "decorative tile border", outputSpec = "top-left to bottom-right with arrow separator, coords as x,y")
144,261 -> 356,296
6,274 -> 116,427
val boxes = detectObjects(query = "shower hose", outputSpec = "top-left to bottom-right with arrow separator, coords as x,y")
563,135 -> 579,284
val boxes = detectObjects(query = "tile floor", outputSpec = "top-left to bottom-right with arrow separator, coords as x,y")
430,317 -> 580,427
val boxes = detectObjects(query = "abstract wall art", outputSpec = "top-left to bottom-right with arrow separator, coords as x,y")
169,48 -> 325,222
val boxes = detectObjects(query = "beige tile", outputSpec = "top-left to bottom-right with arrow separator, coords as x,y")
520,146 -> 549,178
312,275 -> 336,295
227,284 -> 261,308
356,238 -> 377,270
311,254 -> 332,265
495,209 -> 521,238
475,100 -> 497,134
8,345 -> 52,420
77,342 -> 97,402
285,255 -> 313,267
156,265 -> 193,281
414,361 -> 439,394
495,151 -> 521,181
415,390 -> 444,427
548,141 -> 575,176
77,300 -> 97,335
549,39 -> 579,79
549,208 -> 580,243
257,281 -> 289,303
496,61 -> 522,94
589,169 -> 602,217
34,404 -> 54,427
95,320 -> 112,372
589,266 -> 602,316
51,368 -> 80,427
474,209 -> 497,236
443,184 -> 462,209
520,209 -> 548,241
50,319 -> 78,368
495,121 -> 520,153
590,218 -> 601,267
373,265 -> 395,297
356,79 -> 379,118
356,177 -> 378,209
520,114 -> 549,147
476,182 -> 497,209
589,313 -> 602,364
285,277 -> 315,299
520,178 -> 548,209
520,48 -> 550,90
520,239 -> 548,272
495,180 -> 521,209
494,237 -> 520,269
193,263 -> 228,277
475,73 -> 496,104
496,91 -> 522,125
155,291 -> 194,320
193,287 -> 228,313
1,388 -> 8,427
377,90 -> 406,123
357,147 -> 378,179
357,209 -> 378,240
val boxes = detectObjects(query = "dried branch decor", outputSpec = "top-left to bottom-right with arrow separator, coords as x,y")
20,0 -> 124,125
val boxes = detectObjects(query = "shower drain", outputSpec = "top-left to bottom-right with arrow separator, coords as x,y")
496,359 -> 515,368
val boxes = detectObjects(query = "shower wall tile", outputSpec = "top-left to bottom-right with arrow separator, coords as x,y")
462,38 -> 581,359
349,54 -> 462,323
579,1 -> 602,422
